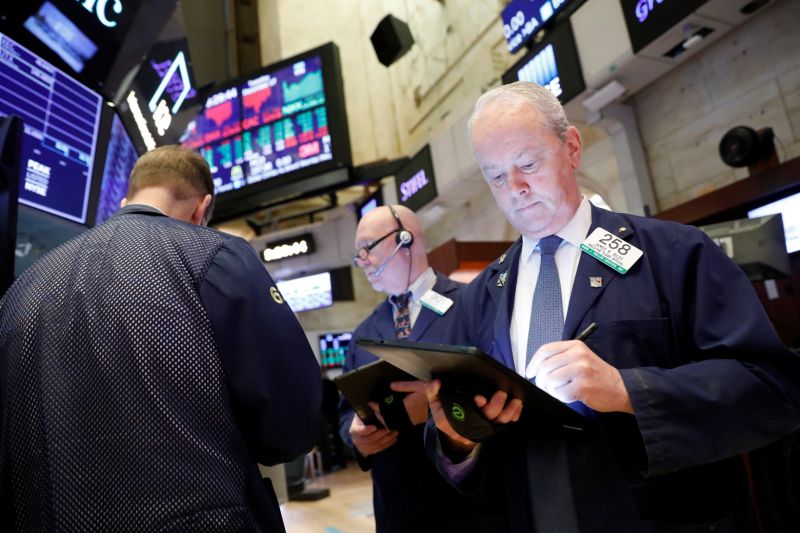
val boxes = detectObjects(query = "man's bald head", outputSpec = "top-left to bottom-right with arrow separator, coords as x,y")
355,205 -> 429,295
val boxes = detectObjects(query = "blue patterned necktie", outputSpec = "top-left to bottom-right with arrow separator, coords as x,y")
391,292 -> 412,339
522,235 -> 580,532
526,235 -> 564,369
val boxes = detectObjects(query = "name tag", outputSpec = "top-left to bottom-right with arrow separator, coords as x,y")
579,227 -> 643,274
420,289 -> 454,315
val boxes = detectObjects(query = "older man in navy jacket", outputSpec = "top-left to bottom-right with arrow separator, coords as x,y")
0,146 -> 321,532
420,82 -> 800,532
339,205 -> 478,533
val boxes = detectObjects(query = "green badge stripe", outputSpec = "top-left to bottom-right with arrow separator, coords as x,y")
580,244 -> 628,274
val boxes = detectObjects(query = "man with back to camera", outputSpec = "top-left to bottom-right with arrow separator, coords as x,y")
338,204 -> 479,532
0,145 -> 322,532
405,81 -> 800,532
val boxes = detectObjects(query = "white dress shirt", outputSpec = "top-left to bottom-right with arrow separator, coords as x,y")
510,197 -> 593,377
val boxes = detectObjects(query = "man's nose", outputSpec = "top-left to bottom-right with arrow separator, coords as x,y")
508,167 -> 530,195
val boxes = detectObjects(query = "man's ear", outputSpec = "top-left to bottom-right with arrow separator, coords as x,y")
190,194 -> 213,226
565,126 -> 582,170
120,197 -> 128,208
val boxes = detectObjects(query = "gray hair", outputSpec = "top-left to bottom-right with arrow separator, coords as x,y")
467,81 -> 571,142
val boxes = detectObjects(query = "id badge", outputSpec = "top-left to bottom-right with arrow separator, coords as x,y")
420,289 -> 454,315
580,228 -> 643,274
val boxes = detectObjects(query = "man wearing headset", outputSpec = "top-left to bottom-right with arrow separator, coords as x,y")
339,205 -> 478,533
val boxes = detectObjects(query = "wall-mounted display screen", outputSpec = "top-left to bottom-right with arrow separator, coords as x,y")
501,0 -> 577,54
319,331 -> 352,369
748,191 -> 800,254
93,113 -> 139,225
183,42 -> 351,222
2,0 -> 174,99
117,7 -> 201,154
276,271 -> 333,313
395,145 -> 437,212
501,20 -> 585,105
0,31 -> 103,224
619,0 -> 707,54
357,188 -> 383,220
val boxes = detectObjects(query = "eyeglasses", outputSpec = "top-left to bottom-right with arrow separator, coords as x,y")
352,229 -> 400,266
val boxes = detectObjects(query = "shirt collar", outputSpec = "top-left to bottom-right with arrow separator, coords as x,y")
521,196 -> 592,261
389,267 -> 436,306
115,204 -> 167,218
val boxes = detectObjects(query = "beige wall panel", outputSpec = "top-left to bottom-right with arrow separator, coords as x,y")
701,0 -> 800,110
777,62 -> 800,143
632,60 -> 714,147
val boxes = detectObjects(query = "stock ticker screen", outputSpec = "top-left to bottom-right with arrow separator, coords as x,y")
319,332 -> 352,369
0,31 -> 102,224
94,113 -> 138,225
184,55 -> 333,195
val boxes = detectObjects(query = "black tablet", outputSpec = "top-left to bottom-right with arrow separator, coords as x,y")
334,359 -> 416,428
356,338 -> 587,431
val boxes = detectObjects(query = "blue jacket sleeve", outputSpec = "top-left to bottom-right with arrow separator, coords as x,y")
620,226 -> 800,474
199,237 -> 322,465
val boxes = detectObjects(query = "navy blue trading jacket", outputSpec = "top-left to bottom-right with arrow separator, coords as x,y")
0,205 -> 322,532
339,272 -> 481,533
428,203 -> 800,532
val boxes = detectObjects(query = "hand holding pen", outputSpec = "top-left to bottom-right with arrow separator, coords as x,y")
528,322 -> 634,414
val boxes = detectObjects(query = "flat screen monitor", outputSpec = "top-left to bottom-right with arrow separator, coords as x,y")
117,7 -> 202,154
93,112 -> 139,225
619,0 -> 706,54
2,0 -> 174,99
700,215 -> 790,281
502,20 -> 585,105
319,331 -> 352,369
0,31 -> 103,225
501,0 -> 578,54
748,191 -> 800,254
184,42 -> 352,222
395,145 -> 437,212
276,271 -> 333,313
0,115 -> 23,296
356,188 -> 383,220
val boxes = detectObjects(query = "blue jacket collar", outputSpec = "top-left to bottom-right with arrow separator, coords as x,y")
113,204 -> 167,218
481,204 -> 638,362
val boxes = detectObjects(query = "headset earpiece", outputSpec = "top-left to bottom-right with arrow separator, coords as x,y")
389,206 -> 414,248
398,230 -> 413,246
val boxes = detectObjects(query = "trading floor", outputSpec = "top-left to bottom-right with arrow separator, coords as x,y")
282,464 -> 374,533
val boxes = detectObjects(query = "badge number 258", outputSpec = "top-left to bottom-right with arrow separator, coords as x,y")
580,228 -> 643,274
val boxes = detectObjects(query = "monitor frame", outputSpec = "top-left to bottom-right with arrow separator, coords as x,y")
196,42 -> 352,223
501,19 -> 585,105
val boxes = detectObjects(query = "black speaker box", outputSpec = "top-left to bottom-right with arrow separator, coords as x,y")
719,126 -> 775,168
370,14 -> 414,67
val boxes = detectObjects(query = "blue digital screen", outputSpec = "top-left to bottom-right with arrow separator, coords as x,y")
94,113 -> 138,225
502,0 -> 574,54
23,1 -> 98,73
0,31 -> 103,224
513,44 -> 561,97
502,21 -> 585,105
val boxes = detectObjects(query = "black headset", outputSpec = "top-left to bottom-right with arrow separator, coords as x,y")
388,205 -> 414,248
